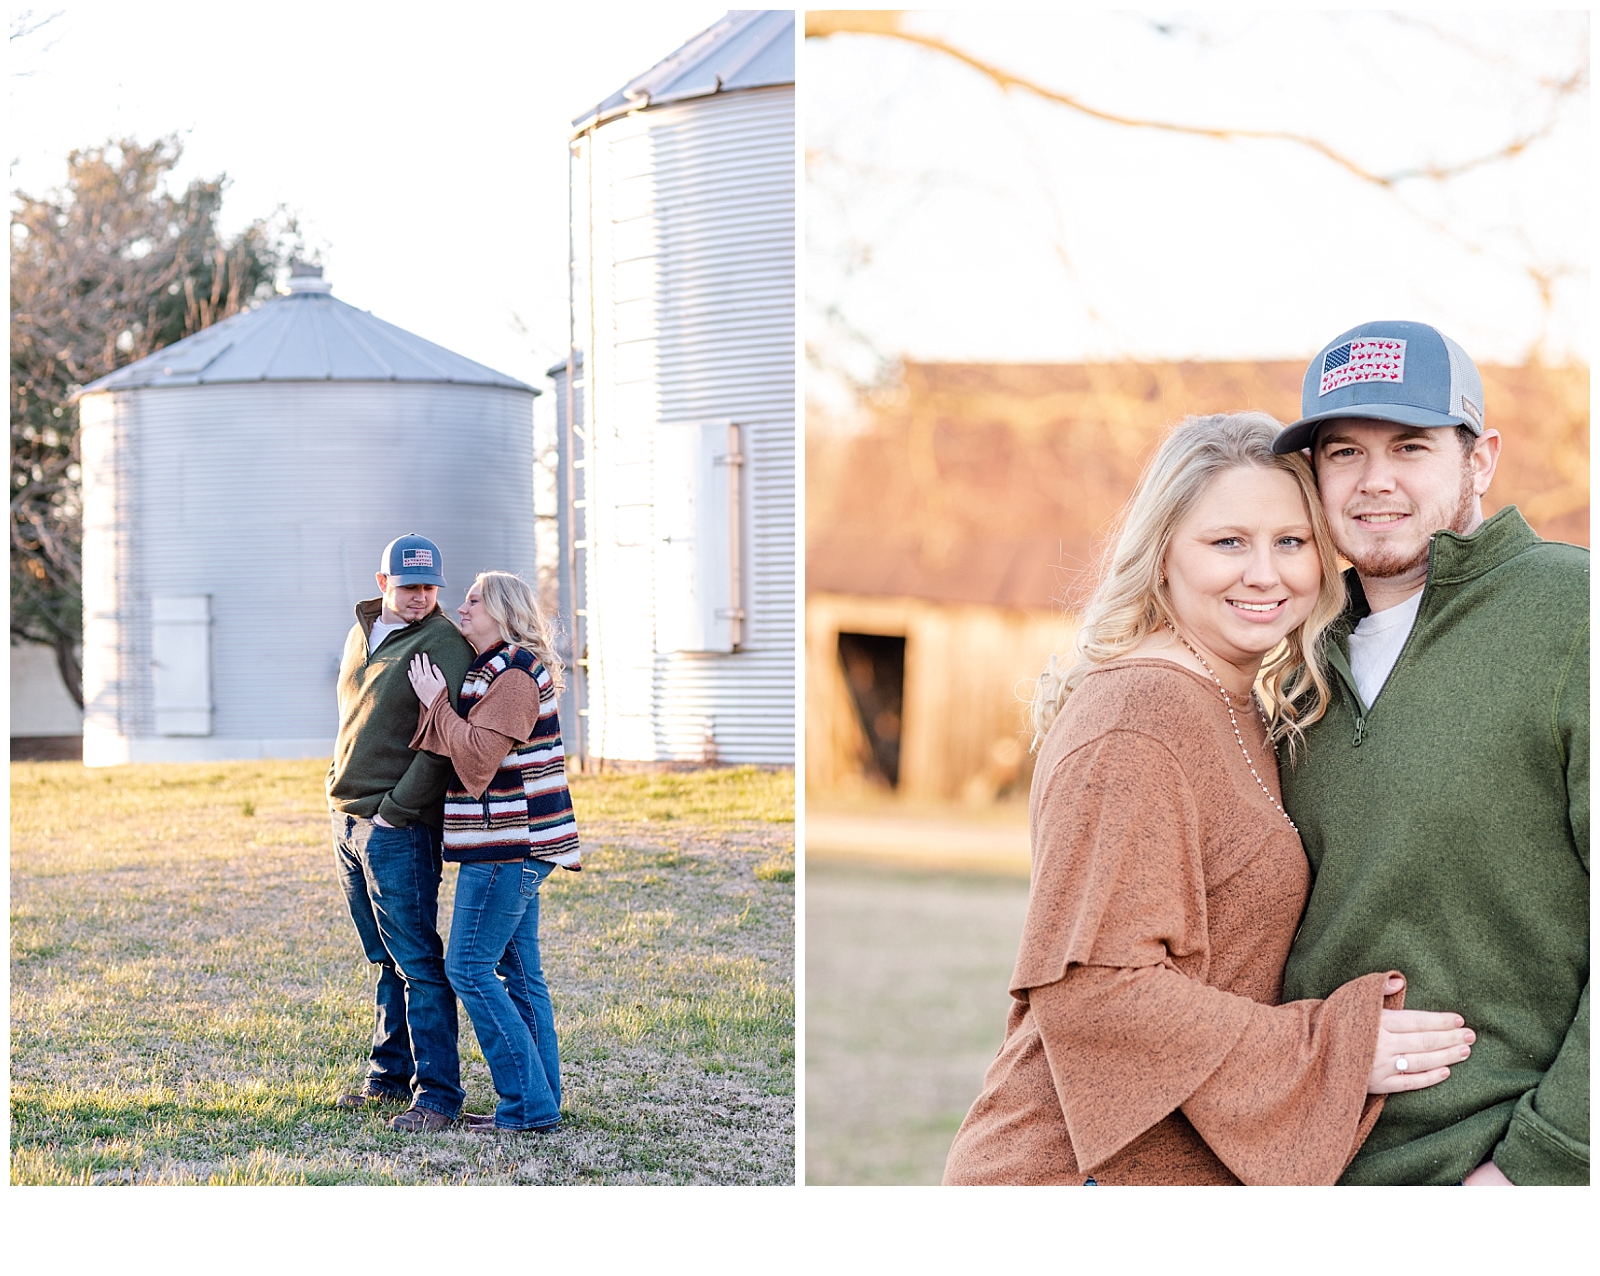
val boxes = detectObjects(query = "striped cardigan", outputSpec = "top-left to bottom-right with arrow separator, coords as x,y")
441,645 -> 581,869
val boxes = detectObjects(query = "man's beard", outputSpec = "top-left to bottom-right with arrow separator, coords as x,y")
1343,464 -> 1477,580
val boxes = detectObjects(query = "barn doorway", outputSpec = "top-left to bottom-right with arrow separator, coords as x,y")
837,632 -> 906,788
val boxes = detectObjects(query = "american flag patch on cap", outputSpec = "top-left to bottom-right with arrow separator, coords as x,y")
1319,339 -> 1406,396
402,548 -> 434,568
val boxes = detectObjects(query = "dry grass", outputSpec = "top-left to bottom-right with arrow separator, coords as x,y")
10,760 -> 794,1185
804,858 -> 1027,1184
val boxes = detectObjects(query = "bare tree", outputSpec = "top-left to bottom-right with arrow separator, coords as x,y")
805,11 -> 1589,399
9,136 -> 297,703
807,11 -> 1582,189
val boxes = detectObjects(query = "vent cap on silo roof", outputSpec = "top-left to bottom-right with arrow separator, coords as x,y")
286,260 -> 333,294
75,264 -> 534,396
571,9 -> 794,132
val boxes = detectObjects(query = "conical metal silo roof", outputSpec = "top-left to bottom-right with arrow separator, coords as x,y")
572,9 -> 795,131
78,268 -> 534,394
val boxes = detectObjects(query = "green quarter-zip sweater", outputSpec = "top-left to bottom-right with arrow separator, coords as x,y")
326,599 -> 475,829
1281,507 -> 1589,1185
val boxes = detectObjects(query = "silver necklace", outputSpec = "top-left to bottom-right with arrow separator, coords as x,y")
1163,621 -> 1298,832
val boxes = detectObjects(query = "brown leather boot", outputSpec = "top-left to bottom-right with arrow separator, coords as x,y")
388,1105 -> 453,1133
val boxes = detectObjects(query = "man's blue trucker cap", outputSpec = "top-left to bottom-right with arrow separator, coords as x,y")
1271,320 -> 1484,455
378,533 -> 447,587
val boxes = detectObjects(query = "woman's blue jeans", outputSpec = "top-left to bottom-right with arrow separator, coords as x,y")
446,858 -> 561,1129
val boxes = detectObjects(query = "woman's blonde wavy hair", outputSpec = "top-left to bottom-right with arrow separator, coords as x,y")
1031,411 -> 1346,759
474,571 -> 565,693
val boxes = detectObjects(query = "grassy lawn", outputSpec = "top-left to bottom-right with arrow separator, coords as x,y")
10,760 -> 794,1185
804,858 -> 1028,1185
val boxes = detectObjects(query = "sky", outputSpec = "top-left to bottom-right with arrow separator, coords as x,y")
9,1 -> 729,390
9,7 -> 1588,405
806,11 -> 1590,411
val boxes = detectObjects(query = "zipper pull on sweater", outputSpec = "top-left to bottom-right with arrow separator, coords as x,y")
1328,647 -> 1369,748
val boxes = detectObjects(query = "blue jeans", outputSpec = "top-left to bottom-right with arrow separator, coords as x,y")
333,814 -> 463,1118
446,858 -> 561,1129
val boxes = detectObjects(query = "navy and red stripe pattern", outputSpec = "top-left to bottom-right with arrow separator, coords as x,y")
441,645 -> 581,869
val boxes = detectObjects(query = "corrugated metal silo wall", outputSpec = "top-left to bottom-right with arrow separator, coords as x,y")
79,381 -> 534,760
549,360 -> 585,758
80,389 -> 146,759
576,85 -> 795,765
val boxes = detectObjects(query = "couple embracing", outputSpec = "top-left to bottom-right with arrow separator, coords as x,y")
945,321 -> 1588,1186
325,535 -> 580,1134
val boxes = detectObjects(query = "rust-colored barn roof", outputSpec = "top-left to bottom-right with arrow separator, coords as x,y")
807,360 -> 1589,610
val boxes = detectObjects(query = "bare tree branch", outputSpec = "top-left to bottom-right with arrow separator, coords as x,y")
9,9 -> 64,43
1387,12 -> 1592,94
805,10 -> 1578,189
9,8 -> 65,77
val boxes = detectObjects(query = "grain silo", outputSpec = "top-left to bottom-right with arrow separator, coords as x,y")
560,9 -> 795,767
76,265 -> 538,766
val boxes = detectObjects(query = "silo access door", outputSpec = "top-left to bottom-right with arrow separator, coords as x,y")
655,420 -> 745,654
151,595 -> 213,736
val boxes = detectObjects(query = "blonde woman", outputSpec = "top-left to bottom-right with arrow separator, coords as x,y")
407,571 -> 579,1132
943,413 -> 1475,1186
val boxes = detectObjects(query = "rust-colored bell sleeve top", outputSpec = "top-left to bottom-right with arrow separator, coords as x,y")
943,660 -> 1397,1186
410,673 -> 544,798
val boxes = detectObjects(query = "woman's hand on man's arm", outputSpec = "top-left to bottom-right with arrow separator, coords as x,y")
408,653 -> 449,707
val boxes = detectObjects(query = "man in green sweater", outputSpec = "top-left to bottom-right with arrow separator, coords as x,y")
1274,321 -> 1588,1185
327,533 -> 475,1133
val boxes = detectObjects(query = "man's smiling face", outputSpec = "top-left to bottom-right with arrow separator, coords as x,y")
1313,419 -> 1497,582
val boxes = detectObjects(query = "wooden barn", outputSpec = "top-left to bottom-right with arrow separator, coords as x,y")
806,358 -> 1589,802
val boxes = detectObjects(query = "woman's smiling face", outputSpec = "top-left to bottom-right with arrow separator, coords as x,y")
1162,465 -> 1323,677
456,583 -> 503,653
